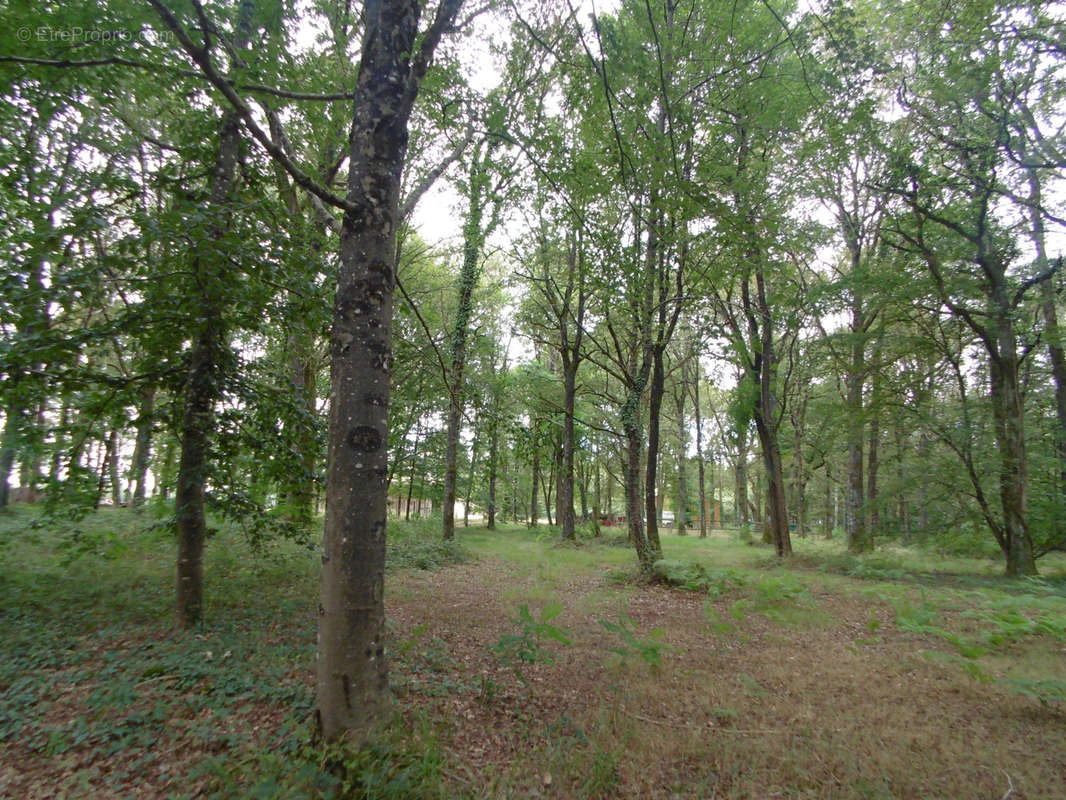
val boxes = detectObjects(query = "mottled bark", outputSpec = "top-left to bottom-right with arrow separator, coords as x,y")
316,0 -> 465,743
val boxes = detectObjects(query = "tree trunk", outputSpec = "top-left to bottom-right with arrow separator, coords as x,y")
442,146 -> 487,541
486,411 -> 499,530
693,365 -> 707,538
173,1 -> 256,628
559,361 -> 578,539
0,407 -> 17,509
1027,166 -> 1066,524
463,430 -> 480,528
129,385 -> 155,509
624,423 -> 653,570
845,313 -> 867,551
675,382 -> 687,534
867,386 -> 879,538
529,444 -> 540,527
644,348 -> 666,560
109,428 -> 122,506
316,0 -> 464,744
989,323 -> 1036,576
824,467 -> 833,539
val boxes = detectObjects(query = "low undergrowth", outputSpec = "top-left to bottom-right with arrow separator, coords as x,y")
2,510 -> 1065,798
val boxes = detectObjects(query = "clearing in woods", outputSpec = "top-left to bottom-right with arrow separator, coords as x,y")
1,507 -> 1065,799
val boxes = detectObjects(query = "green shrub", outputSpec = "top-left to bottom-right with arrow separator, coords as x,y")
652,559 -> 746,598
919,525 -> 1001,559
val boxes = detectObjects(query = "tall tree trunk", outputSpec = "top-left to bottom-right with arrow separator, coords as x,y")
645,348 -> 666,559
824,467 -> 833,539
675,382 -> 687,534
845,305 -> 867,551
529,444 -> 540,527
592,458 -> 601,536
543,456 -> 555,527
736,430 -> 749,528
559,360 -> 578,539
442,145 -> 488,542
315,0 -> 465,743
867,380 -> 880,538
624,423 -> 653,570
463,430 -> 480,528
693,365 -> 707,538
173,1 -> 255,628
405,426 -> 420,520
1026,166 -> 1066,520
486,412 -> 499,530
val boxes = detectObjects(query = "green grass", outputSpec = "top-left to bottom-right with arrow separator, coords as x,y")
3,508 -> 1066,798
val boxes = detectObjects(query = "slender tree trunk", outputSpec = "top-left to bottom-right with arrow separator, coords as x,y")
846,313 -> 867,551
486,413 -> 499,530
109,428 -> 122,506
824,467 -> 833,539
405,426 -> 420,520
529,444 -> 540,527
543,455 -> 555,527
173,1 -> 255,628
675,383 -> 687,534
917,427 -> 930,535
693,367 -> 707,538
867,385 -> 880,539
442,146 -> 488,542
793,425 -> 805,538
736,436 -> 749,528
559,361 -> 578,538
624,424 -> 652,570
463,430 -> 480,528
129,385 -> 155,509
895,418 -> 909,543
645,349 -> 666,559
592,458 -> 601,536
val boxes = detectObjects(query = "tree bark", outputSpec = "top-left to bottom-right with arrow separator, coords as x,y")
675,378 -> 687,533
174,98 -> 244,626
443,144 -> 488,541
692,363 -> 707,538
129,385 -> 155,509
867,378 -> 880,538
316,0 -> 465,743
845,296 -> 868,552
529,442 -> 540,527
645,347 -> 666,558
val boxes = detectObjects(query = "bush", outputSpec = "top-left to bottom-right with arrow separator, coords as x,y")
386,518 -> 472,572
919,525 -> 1001,560
652,559 -> 747,598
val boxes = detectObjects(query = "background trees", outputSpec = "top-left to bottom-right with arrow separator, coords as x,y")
1,0 -> 1065,745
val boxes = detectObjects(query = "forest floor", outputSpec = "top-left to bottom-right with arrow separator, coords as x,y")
2,507 -> 1066,799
